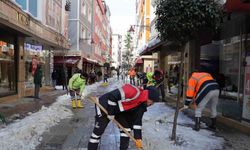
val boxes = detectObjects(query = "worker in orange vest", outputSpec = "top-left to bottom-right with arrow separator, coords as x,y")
185,69 -> 219,131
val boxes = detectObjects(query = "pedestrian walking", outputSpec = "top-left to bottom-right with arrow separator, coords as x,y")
184,69 -> 219,131
103,69 -> 108,83
62,69 -> 68,90
68,71 -> 88,109
88,84 -> 159,150
165,70 -> 172,94
34,64 -> 42,99
117,67 -> 120,80
129,68 -> 136,85
154,68 -> 165,102
89,69 -> 96,84
51,70 -> 58,90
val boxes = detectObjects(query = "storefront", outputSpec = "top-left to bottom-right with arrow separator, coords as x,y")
24,43 -> 45,88
82,57 -> 98,73
0,40 -> 17,97
0,0 -> 69,98
54,56 -> 80,84
199,13 -> 250,123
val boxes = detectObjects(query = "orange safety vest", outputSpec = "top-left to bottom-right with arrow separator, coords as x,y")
186,72 -> 214,99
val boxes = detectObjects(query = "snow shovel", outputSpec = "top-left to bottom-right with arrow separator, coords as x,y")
88,96 -> 144,150
155,80 -> 164,88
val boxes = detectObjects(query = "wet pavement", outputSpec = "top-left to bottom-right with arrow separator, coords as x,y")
36,80 -> 137,150
3,79 -> 249,150
0,89 -> 67,124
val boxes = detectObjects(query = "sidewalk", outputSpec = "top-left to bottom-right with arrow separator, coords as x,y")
0,86 -> 67,124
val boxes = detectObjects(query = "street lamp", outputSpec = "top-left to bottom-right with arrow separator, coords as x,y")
128,25 -> 150,33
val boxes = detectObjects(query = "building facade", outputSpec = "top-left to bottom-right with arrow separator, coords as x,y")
134,0 -> 159,72
139,0 -> 250,125
0,0 -> 69,98
111,34 -> 122,68
66,0 -> 112,78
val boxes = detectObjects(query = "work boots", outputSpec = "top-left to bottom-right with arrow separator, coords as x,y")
72,100 -> 76,109
209,118 -> 217,130
193,117 -> 201,131
77,100 -> 84,108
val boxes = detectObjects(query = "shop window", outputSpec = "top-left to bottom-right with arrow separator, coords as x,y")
24,43 -> 44,88
0,41 -> 16,96
200,35 -> 248,121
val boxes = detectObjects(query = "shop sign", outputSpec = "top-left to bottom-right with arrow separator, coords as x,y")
243,56 -> 250,120
17,12 -> 30,26
24,43 -> 43,52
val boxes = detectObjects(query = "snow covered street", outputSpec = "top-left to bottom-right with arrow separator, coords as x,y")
0,78 -> 249,150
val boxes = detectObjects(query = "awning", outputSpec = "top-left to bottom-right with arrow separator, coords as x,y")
82,57 -> 98,64
135,58 -> 143,65
54,56 -> 80,67
224,0 -> 250,12
139,38 -> 165,55
139,37 -> 180,56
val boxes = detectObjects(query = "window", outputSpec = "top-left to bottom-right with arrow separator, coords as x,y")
0,40 -> 16,96
80,26 -> 86,39
29,0 -> 38,17
200,35 -> 249,121
88,8 -> 91,22
16,0 -> 27,10
81,1 -> 86,15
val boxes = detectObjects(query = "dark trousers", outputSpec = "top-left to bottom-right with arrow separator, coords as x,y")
34,84 -> 40,98
158,83 -> 165,101
130,77 -> 135,85
88,114 -> 132,150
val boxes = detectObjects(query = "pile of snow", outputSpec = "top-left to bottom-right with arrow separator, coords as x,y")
0,95 -> 72,150
142,103 -> 224,150
0,78 -> 113,150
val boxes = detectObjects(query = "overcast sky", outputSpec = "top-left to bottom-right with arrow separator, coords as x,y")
105,0 -> 136,36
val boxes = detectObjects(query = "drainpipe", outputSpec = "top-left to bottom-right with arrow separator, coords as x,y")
77,0 -> 80,51
237,19 -> 243,103
91,0 -> 94,55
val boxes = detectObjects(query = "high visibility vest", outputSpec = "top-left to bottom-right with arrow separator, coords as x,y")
186,72 -> 214,99
118,84 -> 148,111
